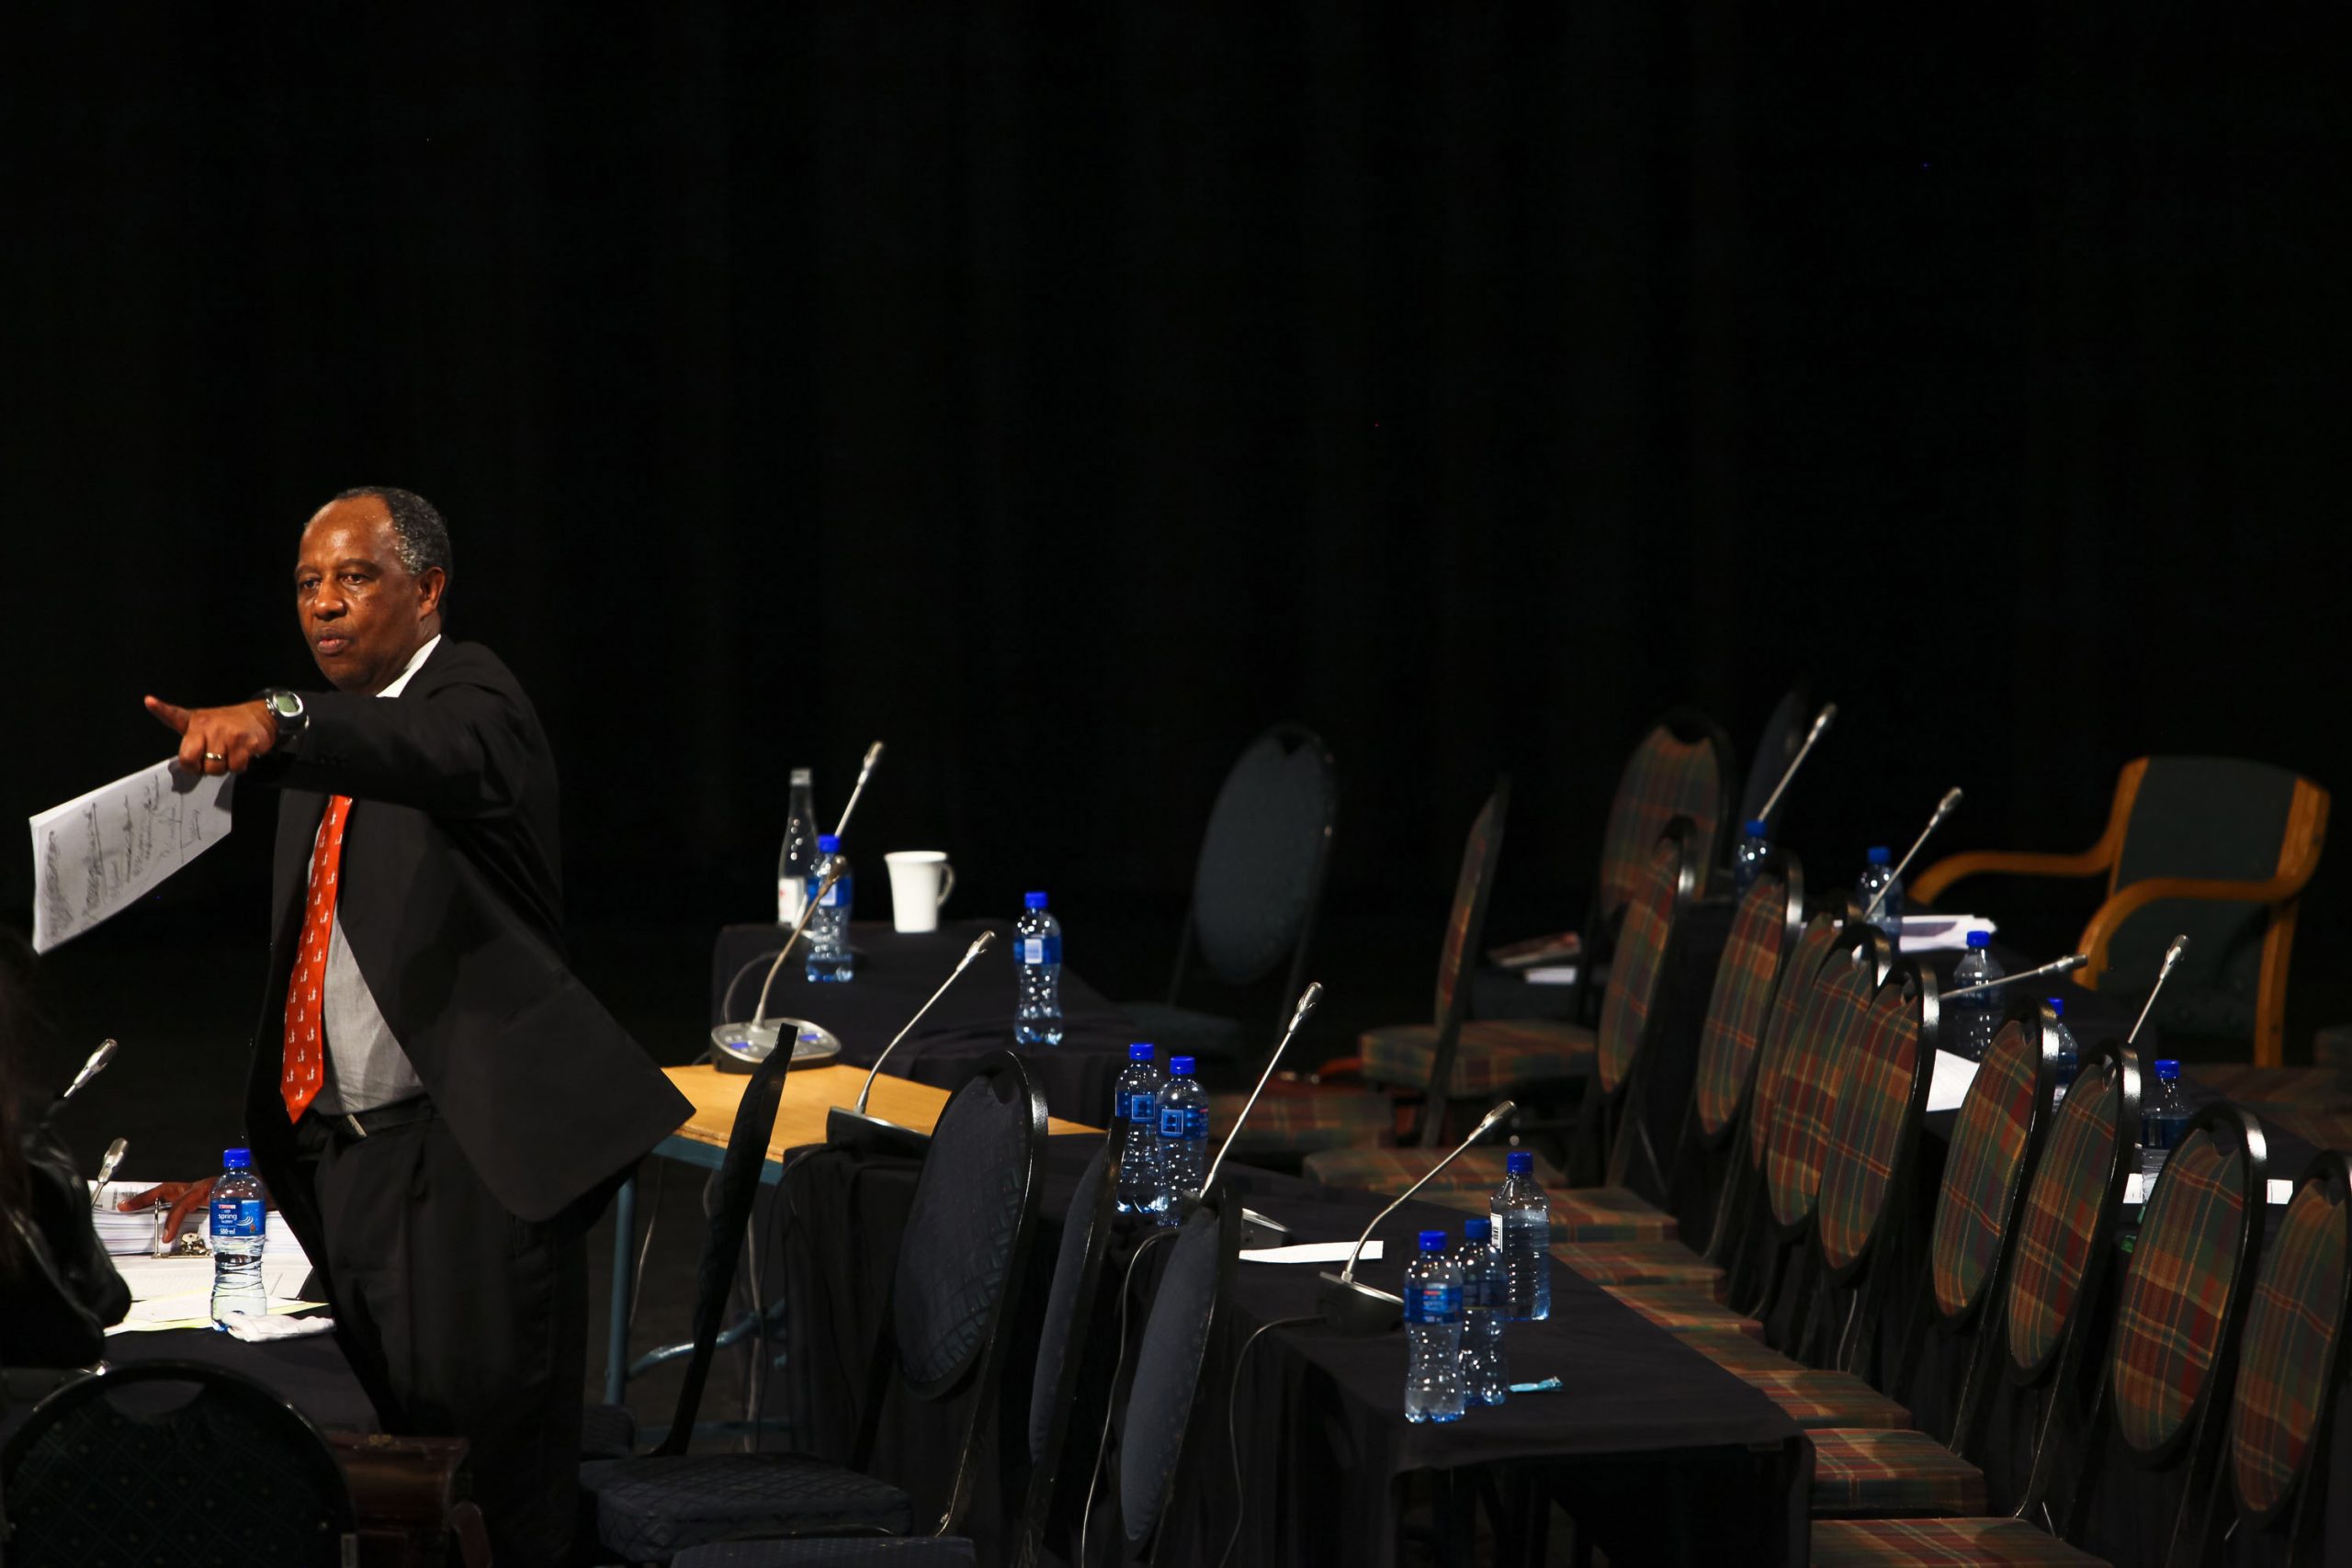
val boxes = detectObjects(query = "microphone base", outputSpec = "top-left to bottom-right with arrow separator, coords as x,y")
825,1107 -> 931,1160
1317,1271 -> 1404,1336
1239,1207 -> 1292,1249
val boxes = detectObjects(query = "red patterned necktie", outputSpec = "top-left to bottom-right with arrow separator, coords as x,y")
281,795 -> 354,1122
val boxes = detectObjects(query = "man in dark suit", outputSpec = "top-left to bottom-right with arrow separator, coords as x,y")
147,486 -> 692,1564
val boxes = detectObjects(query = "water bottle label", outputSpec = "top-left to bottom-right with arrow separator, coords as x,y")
1183,1106 -> 1209,1141
1404,1281 -> 1462,1325
1124,1090 -> 1154,1122
1159,1107 -> 1185,1137
1022,938 -> 1045,964
209,1198 -> 265,1238
815,874 -> 851,908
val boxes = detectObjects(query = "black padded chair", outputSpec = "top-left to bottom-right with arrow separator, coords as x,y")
1121,725 -> 1336,1081
582,1029 -> 797,1462
583,1054 -> 1048,1562
665,1143 -> 1125,1568
0,1359 -> 357,1567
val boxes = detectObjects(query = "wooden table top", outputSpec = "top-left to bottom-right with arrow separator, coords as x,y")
663,1063 -> 1098,1162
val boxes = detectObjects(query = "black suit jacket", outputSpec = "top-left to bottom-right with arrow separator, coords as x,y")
243,637 -> 690,1233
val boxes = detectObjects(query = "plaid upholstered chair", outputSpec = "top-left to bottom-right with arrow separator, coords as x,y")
2213,1152 -> 2352,1566
1122,725 -> 1336,1084
1311,829 -> 1701,1249
1812,1090 -> 2265,1565
1911,756 -> 2331,1065
1314,782 -> 1592,1176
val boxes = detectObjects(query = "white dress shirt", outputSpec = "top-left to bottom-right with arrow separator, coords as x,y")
313,635 -> 440,1114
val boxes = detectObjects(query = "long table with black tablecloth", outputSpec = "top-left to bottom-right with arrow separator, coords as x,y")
711,919 -> 1137,1124
775,1134 -> 1809,1568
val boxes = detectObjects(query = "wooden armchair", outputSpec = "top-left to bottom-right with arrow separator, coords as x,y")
1911,756 -> 2329,1066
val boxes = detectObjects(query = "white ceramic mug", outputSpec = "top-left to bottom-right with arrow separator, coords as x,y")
885,851 -> 956,933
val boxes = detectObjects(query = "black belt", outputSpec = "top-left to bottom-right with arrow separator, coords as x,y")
322,1098 -> 435,1144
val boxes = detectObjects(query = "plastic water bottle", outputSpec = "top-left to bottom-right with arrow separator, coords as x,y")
2141,1059 -> 2190,1189
776,768 -> 820,926
1013,891 -> 1064,1045
1857,845 -> 1904,942
209,1147 -> 267,1326
1453,1217 -> 1508,1406
803,834 -> 854,982
1949,931 -> 2005,1061
1154,1055 -> 1208,1223
1402,1230 -> 1467,1424
1490,1149 -> 1552,1322
1732,818 -> 1771,892
1113,1043 -> 1166,1216
2047,997 -> 2081,1108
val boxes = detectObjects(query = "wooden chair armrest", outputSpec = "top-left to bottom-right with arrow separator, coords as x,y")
2077,872 -> 2315,989
1911,847 -> 2111,908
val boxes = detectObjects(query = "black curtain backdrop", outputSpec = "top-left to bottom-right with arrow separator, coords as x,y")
5,8 -> 2348,1050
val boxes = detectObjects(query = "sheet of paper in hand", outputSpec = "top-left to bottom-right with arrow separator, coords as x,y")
29,759 -> 234,953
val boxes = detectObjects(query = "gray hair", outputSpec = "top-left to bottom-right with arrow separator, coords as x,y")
329,486 -> 453,584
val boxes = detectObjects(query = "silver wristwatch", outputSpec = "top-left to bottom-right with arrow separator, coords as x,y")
262,689 -> 308,753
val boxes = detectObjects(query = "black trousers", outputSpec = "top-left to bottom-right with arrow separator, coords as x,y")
291,1108 -> 587,1567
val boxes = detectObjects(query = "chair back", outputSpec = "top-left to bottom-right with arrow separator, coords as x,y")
2225,1153 -> 2352,1549
867,1053 -> 1048,1530
0,1359 -> 356,1565
1816,960 -> 1939,1280
1741,914 -> 1850,1177
658,1038 -> 795,1453
2106,1103 -> 2267,1463
1016,1141 -> 1119,1566
2001,1043 -> 2141,1387
1416,779 -> 1511,1125
1690,853 -> 1806,1145
1177,725 -> 1338,1016
1760,927 -> 1888,1232
1593,710 -> 1736,921
1738,685 -> 1809,833
1593,829 -> 1700,1098
2099,755 -> 2329,1047
1118,1185 -> 1240,1560
1928,1006 -> 2059,1326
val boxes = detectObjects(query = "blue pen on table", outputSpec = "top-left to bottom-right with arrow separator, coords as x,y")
1508,1376 -> 1563,1394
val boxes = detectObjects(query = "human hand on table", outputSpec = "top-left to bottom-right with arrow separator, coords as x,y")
143,696 -> 277,775
119,1179 -> 216,1242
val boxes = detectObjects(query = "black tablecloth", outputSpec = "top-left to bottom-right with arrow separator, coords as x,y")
711,919 -> 1137,1124
775,1135 -> 1807,1568
0,1327 -> 376,1451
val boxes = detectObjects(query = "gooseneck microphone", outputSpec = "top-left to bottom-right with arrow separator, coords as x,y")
1201,981 -> 1323,1200
57,1038 -> 119,1108
831,741 -> 886,842
1941,951 -> 2089,1001
1317,1100 -> 1517,1335
2126,934 -> 2190,1046
1757,702 -> 1838,824
826,931 -> 998,1156
856,931 -> 998,1116
1862,786 -> 1963,921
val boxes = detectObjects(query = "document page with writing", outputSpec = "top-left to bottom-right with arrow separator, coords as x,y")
29,759 -> 234,953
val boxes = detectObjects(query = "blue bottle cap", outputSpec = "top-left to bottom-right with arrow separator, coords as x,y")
1744,818 -> 1769,836
1867,845 -> 1892,865
222,1147 -> 251,1169
1169,1055 -> 1195,1077
1464,1215 -> 1491,1242
2154,1058 -> 2181,1080
1024,891 -> 1048,909
1128,1043 -> 1155,1063
2045,997 -> 2065,1017
1418,1229 -> 1450,1252
1506,1149 -> 1533,1175
817,834 -> 841,854
1966,930 -> 1991,950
